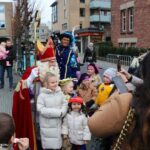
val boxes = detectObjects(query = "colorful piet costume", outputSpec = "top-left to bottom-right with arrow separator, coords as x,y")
56,32 -> 78,79
12,38 -> 59,150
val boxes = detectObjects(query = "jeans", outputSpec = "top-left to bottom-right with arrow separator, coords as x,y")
0,64 -> 13,88
71,144 -> 86,150
0,64 -> 5,88
6,66 -> 13,88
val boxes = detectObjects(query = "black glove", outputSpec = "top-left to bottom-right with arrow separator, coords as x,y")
86,99 -> 95,108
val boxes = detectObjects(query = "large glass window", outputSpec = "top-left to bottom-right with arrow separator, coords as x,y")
0,5 -> 5,28
52,5 -> 58,23
0,5 -> 5,13
121,10 -> 126,32
128,7 -> 134,32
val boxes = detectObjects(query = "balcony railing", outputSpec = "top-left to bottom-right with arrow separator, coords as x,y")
90,0 -> 111,9
90,14 -> 111,23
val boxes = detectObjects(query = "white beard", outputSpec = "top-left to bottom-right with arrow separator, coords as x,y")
37,61 -> 60,82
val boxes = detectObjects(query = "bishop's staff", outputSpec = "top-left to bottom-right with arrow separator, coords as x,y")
34,10 -> 41,66
33,10 -> 40,130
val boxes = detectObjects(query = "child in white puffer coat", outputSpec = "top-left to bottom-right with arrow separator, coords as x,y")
62,96 -> 91,150
37,72 -> 68,150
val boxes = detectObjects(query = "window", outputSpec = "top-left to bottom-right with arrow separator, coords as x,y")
0,20 -> 5,28
128,8 -> 134,32
0,5 -> 5,28
80,8 -> 85,17
131,43 -> 136,48
80,0 -> 85,3
0,5 -> 5,13
52,5 -> 58,23
42,29 -> 44,33
121,10 -> 126,32
100,10 -> 108,16
62,23 -> 67,30
119,43 -> 123,48
64,9 -> 67,19
124,43 -> 129,48
64,0 -> 67,5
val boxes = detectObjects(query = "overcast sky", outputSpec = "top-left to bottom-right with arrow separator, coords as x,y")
0,0 -> 55,27
34,0 -> 55,24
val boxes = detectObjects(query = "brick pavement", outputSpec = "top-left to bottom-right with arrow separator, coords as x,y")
0,71 -> 20,115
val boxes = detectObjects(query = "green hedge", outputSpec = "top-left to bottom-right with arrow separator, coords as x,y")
94,42 -> 147,57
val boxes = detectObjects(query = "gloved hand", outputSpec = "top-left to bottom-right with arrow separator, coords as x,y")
86,99 -> 95,108
26,67 -> 39,88
70,55 -> 77,68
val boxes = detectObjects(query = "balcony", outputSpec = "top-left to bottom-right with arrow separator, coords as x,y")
90,0 -> 111,9
90,14 -> 111,23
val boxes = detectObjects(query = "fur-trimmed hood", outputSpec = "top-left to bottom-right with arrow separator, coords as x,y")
40,86 -> 61,94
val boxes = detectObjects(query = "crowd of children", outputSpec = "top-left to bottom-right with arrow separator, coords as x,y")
0,59 -> 137,150
35,57 -> 138,150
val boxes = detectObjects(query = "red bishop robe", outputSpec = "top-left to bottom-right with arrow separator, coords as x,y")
12,67 -> 37,150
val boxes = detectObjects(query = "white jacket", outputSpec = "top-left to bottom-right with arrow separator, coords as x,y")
37,87 -> 68,149
62,111 -> 91,145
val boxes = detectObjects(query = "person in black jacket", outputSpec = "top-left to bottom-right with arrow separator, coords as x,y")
83,42 -> 96,63
5,39 -> 16,90
0,39 -> 16,90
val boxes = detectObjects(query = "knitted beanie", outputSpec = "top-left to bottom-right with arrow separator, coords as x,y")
103,68 -> 117,81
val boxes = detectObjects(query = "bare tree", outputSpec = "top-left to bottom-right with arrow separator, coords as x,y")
13,0 -> 35,70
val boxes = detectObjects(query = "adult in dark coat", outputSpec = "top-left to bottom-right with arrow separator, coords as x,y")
0,39 -> 16,90
56,32 -> 78,79
83,42 -> 96,63
5,40 -> 16,90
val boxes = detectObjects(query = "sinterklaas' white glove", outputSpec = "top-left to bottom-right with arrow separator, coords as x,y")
26,67 -> 39,88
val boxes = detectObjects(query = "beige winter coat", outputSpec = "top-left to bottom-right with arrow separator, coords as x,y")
77,84 -> 98,103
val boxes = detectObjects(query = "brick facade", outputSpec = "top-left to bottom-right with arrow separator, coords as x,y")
111,0 -> 150,48
51,0 -> 90,33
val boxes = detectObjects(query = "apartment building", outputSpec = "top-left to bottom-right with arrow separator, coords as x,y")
51,0 -> 104,52
89,0 -> 111,41
51,0 -> 90,32
111,0 -> 150,48
0,0 -> 13,39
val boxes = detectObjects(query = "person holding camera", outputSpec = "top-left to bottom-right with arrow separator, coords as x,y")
0,113 -> 29,150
